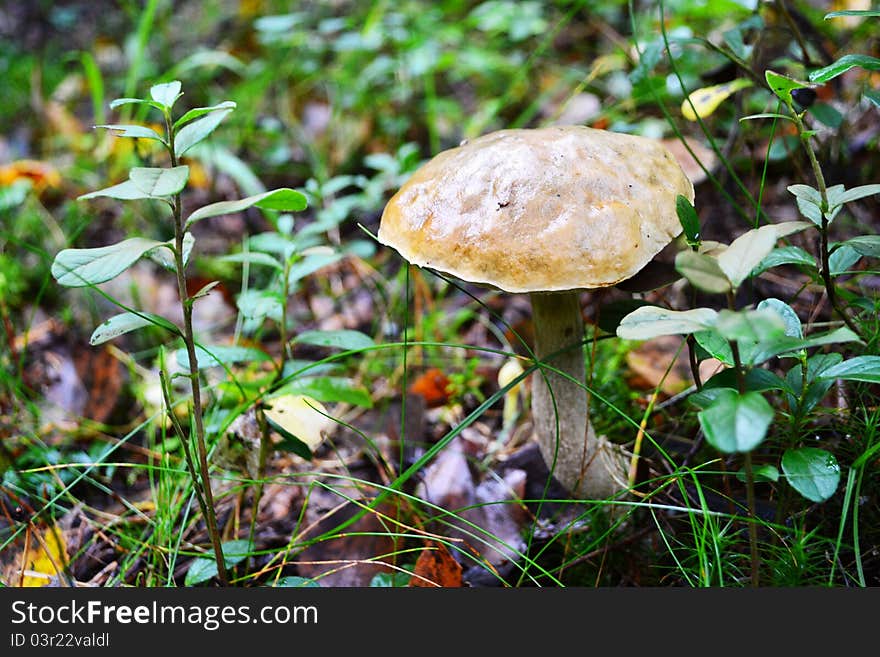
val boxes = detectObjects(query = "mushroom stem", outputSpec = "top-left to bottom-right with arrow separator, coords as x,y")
529,291 -> 626,499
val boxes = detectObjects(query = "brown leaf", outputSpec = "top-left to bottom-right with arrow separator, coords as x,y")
409,541 -> 463,587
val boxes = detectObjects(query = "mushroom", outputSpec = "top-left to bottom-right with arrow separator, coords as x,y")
377,125 -> 694,499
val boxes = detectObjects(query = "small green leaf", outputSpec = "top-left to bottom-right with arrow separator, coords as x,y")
78,179 -> 155,202
747,326 -> 861,366
825,9 -> 880,18
186,188 -> 308,228
717,225 -> 779,289
809,54 -> 880,84
688,386 -> 734,410
829,244 -> 862,276
173,101 -> 237,130
693,329 -> 734,366
129,166 -> 189,197
752,246 -> 817,276
90,311 -> 178,345
219,251 -> 284,270
714,307 -> 787,343
787,183 -> 823,224
276,376 -> 374,408
176,344 -> 272,370
95,124 -> 165,142
370,571 -> 413,587
675,250 -> 731,294
766,70 -> 811,106
698,389 -> 774,453
51,237 -> 166,287
817,355 -> 880,384
835,184 -> 880,206
294,329 -> 375,351
174,107 -> 234,157
108,97 -> 167,112
616,306 -> 719,340
701,367 -> 788,394
781,447 -> 840,502
785,352 -> 842,415
841,235 -> 880,258
757,298 -> 802,339
184,539 -> 252,586
146,233 -> 195,271
736,464 -> 780,483
676,194 -> 700,245
191,280 -> 221,301
236,289 -> 283,322
823,184 -> 847,222
150,80 -> 183,108
288,251 -> 344,286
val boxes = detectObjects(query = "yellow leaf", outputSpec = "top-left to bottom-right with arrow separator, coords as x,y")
264,394 -> 332,451
21,525 -> 68,587
681,79 -> 753,121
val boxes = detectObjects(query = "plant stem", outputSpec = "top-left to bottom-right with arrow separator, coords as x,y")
791,109 -> 864,340
727,291 -> 760,587
167,120 -> 229,586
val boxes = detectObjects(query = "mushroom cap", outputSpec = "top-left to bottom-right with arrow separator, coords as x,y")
378,125 -> 695,293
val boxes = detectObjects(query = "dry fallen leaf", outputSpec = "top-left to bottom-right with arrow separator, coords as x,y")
4,524 -> 70,587
264,394 -> 332,452
409,541 -> 463,587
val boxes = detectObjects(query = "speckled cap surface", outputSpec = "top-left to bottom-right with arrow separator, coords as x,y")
378,125 -> 695,293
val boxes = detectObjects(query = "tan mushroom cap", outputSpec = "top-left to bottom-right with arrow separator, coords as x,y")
378,125 -> 695,293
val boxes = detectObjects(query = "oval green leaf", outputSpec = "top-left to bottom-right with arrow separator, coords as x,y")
781,447 -> 840,502
175,344 -> 272,370
841,235 -> 880,258
51,237 -> 166,287
277,376 -> 373,408
90,311 -> 178,345
130,166 -> 189,197
616,306 -> 719,341
95,124 -> 166,142
809,54 -> 880,84
173,101 -> 237,130
184,539 -> 252,586
698,389 -> 774,453
150,80 -> 182,109
676,194 -> 700,244
717,225 -> 779,289
752,246 -> 817,276
294,329 -> 375,351
675,250 -> 731,294
186,188 -> 308,228
714,307 -> 787,343
817,355 -> 880,384
174,107 -> 234,157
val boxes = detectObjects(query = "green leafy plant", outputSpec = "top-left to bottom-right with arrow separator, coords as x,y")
50,80 -> 309,586
617,191 -> 880,584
